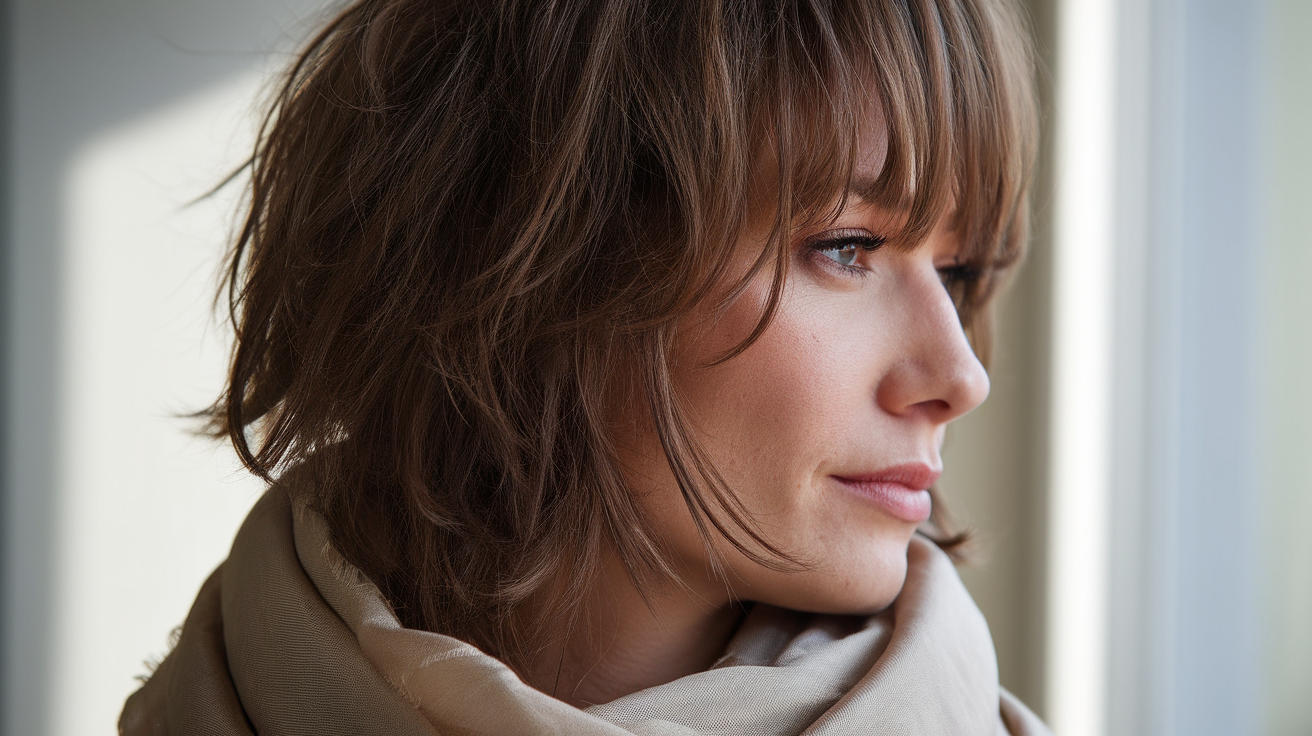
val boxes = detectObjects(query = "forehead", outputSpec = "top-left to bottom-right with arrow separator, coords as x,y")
852,99 -> 890,195
838,107 -> 904,219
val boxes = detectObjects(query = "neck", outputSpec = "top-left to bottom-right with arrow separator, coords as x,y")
522,552 -> 743,708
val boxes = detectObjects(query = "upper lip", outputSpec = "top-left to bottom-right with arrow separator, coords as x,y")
832,463 -> 941,491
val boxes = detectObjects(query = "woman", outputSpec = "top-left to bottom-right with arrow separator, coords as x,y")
122,0 -> 1047,733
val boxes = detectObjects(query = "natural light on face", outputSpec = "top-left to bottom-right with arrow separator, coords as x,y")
614,117 -> 990,616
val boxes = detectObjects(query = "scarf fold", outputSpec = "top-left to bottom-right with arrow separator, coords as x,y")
120,490 -> 1050,736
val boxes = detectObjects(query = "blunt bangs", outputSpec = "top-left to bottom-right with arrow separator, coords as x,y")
742,0 -> 1038,364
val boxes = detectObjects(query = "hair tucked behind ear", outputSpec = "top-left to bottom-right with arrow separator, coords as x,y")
209,0 -> 1036,673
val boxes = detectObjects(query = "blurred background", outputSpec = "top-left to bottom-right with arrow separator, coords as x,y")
0,0 -> 1308,734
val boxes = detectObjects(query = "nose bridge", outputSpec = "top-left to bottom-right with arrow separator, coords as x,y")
877,270 -> 991,421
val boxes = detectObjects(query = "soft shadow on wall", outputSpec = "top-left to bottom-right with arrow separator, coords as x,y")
4,2 -> 339,735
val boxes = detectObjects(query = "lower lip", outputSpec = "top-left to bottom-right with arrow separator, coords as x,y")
834,479 -> 933,523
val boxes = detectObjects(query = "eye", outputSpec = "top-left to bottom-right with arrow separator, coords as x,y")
937,263 -> 963,287
936,263 -> 977,289
819,242 -> 861,267
936,262 -> 983,310
807,232 -> 887,272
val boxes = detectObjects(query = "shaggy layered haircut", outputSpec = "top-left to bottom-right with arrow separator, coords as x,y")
211,0 -> 1037,674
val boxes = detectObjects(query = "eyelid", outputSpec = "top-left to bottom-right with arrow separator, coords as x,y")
805,228 -> 887,251
801,228 -> 887,277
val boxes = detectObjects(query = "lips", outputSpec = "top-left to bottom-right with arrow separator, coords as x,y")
831,463 -> 940,523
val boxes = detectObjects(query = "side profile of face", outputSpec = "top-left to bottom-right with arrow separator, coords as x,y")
614,123 -> 990,616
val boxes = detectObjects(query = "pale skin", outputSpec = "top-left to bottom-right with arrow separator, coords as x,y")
524,121 -> 991,707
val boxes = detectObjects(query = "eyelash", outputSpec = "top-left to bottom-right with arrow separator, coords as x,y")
806,233 -> 887,275
806,232 -> 982,294
937,264 -> 979,290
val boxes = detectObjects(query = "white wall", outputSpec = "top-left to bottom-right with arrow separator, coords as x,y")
54,72 -> 267,736
1260,1 -> 1312,733
4,2 -> 334,734
1104,0 -> 1312,735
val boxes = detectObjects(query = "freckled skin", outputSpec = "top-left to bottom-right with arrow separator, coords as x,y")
614,190 -> 990,616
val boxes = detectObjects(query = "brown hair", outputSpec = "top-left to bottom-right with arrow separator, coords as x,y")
211,0 -> 1036,672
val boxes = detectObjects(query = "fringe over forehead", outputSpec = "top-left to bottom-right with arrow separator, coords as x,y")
481,0 -> 1039,357
715,0 -> 1039,357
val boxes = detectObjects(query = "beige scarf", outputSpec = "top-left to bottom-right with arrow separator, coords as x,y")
120,490 -> 1049,736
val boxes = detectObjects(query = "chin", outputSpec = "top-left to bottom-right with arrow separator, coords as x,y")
750,534 -> 914,616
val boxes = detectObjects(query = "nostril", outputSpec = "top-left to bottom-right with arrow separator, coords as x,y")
876,360 -> 988,422
913,398 -> 953,419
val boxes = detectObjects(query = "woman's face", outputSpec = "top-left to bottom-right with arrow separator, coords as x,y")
616,129 -> 989,616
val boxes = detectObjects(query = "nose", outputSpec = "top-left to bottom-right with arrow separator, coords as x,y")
873,271 -> 991,425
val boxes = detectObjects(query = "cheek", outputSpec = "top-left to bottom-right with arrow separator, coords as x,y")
675,294 -> 914,612
617,273 -> 921,614
677,295 -> 864,510
616,290 -> 859,575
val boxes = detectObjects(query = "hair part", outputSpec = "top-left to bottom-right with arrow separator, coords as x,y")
210,0 -> 1037,675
